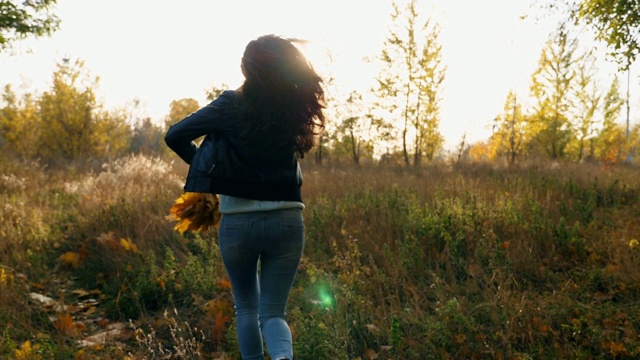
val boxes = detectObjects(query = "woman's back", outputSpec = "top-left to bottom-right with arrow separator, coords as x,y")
165,34 -> 326,360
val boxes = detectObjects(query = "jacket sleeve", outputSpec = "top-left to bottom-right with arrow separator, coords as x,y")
164,91 -> 236,164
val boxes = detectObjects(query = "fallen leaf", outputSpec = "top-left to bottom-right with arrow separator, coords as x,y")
54,312 -> 84,337
30,282 -> 45,290
59,252 -> 81,268
78,324 -> 131,348
30,292 -> 67,312
14,340 -> 38,360
120,238 -> 139,253
363,348 -> 378,360
83,306 -> 97,316
71,289 -> 90,297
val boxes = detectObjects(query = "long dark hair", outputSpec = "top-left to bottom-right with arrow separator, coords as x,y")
238,34 -> 325,158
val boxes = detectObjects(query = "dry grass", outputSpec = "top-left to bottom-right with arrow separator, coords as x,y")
299,159 -> 640,359
1,156 -> 639,359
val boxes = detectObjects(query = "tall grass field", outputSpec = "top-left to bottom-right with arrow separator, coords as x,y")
1,155 -> 639,359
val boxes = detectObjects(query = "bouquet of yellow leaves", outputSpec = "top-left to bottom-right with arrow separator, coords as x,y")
166,192 -> 221,234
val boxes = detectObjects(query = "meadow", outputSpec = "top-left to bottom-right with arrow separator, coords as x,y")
0,155 -> 638,359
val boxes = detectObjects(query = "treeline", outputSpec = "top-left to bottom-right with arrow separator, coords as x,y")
476,26 -> 640,165
0,59 -> 200,164
319,2 -> 640,166
2,1 -> 640,167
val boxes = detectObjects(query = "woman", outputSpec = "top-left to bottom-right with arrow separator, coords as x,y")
165,34 -> 325,360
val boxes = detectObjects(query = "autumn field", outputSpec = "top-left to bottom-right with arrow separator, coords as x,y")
1,155 -> 639,360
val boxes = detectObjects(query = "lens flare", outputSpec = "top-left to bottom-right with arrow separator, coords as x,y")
318,286 -> 334,308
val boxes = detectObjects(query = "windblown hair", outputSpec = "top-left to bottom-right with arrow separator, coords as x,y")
238,34 -> 325,158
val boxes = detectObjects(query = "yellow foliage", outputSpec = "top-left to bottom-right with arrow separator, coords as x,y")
467,141 -> 491,161
59,252 -> 81,268
166,192 -> 221,234
14,340 -> 41,360
0,268 -> 11,286
119,238 -> 139,253
630,239 -> 639,248
73,349 -> 85,360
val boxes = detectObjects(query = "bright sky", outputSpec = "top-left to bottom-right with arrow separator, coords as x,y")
0,0 -> 632,151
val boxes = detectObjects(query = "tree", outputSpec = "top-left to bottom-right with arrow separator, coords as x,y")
205,82 -> 230,102
131,117 -> 166,156
489,91 -> 527,164
333,91 -> 375,165
372,0 -> 445,166
2,59 -> 131,161
38,59 -> 102,159
528,26 -> 579,159
467,141 -> 490,162
165,98 -> 200,128
414,17 -> 445,164
539,1 -> 639,68
94,107 -> 133,159
0,0 -> 60,51
314,76 -> 339,165
37,59 -> 130,160
115,98 -> 165,156
0,84 -> 41,158
453,133 -> 469,164
628,123 -> 640,162
568,50 -> 601,160
594,76 -> 626,163
570,0 -> 640,69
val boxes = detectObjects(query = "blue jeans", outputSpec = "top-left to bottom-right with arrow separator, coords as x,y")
218,209 -> 304,360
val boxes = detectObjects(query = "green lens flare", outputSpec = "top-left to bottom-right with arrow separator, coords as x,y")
318,287 -> 334,308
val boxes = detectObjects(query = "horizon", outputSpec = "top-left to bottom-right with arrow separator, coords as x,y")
1,0 -> 637,152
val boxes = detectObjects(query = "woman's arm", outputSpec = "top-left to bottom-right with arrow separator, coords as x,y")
165,90 -> 236,164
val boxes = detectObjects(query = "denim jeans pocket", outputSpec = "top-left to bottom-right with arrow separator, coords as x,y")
219,215 -> 254,254
276,213 -> 304,254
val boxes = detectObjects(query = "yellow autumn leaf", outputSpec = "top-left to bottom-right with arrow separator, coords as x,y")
59,252 -> 81,268
629,239 -> 639,248
167,192 -> 221,234
14,340 -> 41,360
0,268 -> 7,286
120,238 -> 139,253
175,217 -> 193,234
74,349 -> 85,360
157,277 -> 166,290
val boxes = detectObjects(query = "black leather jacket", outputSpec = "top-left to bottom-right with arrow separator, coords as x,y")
164,90 -> 303,202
